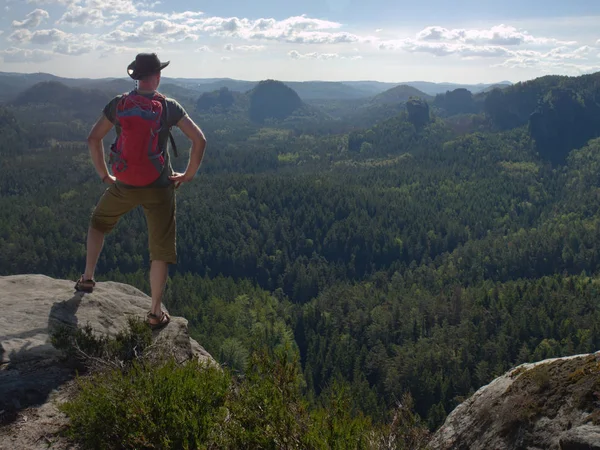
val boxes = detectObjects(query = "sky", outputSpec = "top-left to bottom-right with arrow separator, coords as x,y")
0,0 -> 599,84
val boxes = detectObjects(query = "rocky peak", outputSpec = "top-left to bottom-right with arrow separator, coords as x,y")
428,352 -> 600,450
0,274 -> 214,448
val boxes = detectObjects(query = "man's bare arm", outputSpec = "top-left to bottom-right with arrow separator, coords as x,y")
169,115 -> 206,186
87,115 -> 115,183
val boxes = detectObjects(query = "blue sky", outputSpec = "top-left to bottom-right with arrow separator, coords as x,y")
0,0 -> 599,83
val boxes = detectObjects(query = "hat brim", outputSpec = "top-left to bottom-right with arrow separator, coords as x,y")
127,60 -> 170,80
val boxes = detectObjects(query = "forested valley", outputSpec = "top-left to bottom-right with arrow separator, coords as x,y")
1,71 -> 600,430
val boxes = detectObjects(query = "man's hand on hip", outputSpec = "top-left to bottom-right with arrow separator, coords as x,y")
103,174 -> 116,184
169,172 -> 194,189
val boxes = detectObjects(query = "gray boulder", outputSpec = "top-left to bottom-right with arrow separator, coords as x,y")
0,274 -> 214,415
560,425 -> 600,450
428,353 -> 600,450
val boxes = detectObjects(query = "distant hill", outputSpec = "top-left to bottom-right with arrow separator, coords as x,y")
7,81 -> 113,144
196,87 -> 248,113
248,80 -> 304,123
370,85 -> 432,105
193,80 -> 330,128
433,88 -> 483,117
483,74 -> 573,130
11,81 -> 109,116
306,85 -> 432,128
480,71 -> 600,164
83,78 -> 133,95
285,81 -> 374,100
397,80 -> 513,95
0,72 -> 65,103
0,72 -> 513,104
478,83 -> 512,94
181,78 -> 258,95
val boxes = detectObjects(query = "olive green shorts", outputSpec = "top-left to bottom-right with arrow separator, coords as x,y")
90,183 -> 177,264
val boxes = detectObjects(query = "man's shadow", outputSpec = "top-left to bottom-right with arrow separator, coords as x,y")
0,291 -> 84,426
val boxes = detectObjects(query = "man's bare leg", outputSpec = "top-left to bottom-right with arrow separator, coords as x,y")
83,226 -> 105,280
149,260 -> 169,320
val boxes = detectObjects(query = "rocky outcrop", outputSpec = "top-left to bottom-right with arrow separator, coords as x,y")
428,352 -> 600,450
0,274 -> 214,424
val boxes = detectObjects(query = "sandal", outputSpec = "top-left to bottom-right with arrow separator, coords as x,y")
146,311 -> 171,330
75,276 -> 96,293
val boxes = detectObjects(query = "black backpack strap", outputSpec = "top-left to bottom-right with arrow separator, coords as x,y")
156,94 -> 178,158
169,131 -> 178,158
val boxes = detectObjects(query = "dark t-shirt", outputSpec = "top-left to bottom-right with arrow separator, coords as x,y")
103,91 -> 187,188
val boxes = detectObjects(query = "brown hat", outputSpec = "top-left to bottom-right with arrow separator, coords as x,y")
127,53 -> 170,80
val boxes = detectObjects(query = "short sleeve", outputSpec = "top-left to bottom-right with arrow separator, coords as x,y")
166,98 -> 187,127
103,96 -> 123,124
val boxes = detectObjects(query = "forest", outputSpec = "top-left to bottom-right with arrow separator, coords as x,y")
1,71 -> 600,430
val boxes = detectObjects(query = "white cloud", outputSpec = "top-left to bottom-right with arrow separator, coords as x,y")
220,56 -> 231,61
57,6 -> 112,27
195,14 -> 359,45
195,45 -> 212,52
103,19 -> 199,43
285,31 -> 359,44
379,38 -> 512,58
12,9 -> 50,29
197,17 -> 248,34
137,19 -> 199,41
7,29 -> 33,44
289,50 -> 340,59
27,0 -> 76,4
417,41 -> 510,57
120,20 -> 138,28
84,0 -> 138,16
417,26 -> 466,42
497,56 -> 598,75
415,24 -> 576,47
163,11 -> 204,21
31,28 -> 70,44
497,45 -> 599,70
56,0 -> 154,26
378,39 -> 513,58
104,29 -> 147,44
54,42 -> 95,55
137,0 -> 161,8
0,46 -> 54,63
6,25 -> 97,56
237,45 -> 265,51
221,44 -> 265,52
97,43 -> 154,56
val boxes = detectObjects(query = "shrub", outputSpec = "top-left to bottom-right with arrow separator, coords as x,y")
54,325 -> 432,449
59,358 -> 229,450
217,348 -> 311,449
306,380 -> 373,450
51,317 -> 152,369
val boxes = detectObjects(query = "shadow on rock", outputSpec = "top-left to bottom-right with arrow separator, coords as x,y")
0,292 -> 85,426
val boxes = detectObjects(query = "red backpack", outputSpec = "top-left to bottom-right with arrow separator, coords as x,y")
109,91 -> 175,186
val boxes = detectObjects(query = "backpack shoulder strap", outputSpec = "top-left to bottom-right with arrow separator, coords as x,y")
155,94 -> 178,158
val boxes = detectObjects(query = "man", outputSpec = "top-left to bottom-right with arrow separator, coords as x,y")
75,53 -> 206,330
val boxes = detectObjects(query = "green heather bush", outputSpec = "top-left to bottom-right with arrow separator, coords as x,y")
54,323 -> 430,449
306,380 -> 373,449
59,358 -> 229,450
51,317 -> 152,367
217,348 -> 312,449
